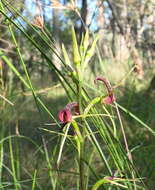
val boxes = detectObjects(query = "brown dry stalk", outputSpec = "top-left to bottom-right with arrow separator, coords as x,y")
131,48 -> 144,79
49,0 -> 75,10
32,0 -> 44,28
33,15 -> 44,28
22,84 -> 61,96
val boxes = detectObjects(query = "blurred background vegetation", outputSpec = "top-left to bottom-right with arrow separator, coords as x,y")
0,0 -> 155,189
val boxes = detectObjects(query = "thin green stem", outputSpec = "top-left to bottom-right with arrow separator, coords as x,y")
32,170 -> 37,190
9,136 -> 20,190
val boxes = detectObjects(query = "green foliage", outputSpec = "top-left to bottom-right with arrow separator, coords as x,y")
72,26 -> 81,66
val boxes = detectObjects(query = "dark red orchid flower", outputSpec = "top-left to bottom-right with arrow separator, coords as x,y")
59,108 -> 72,123
94,76 -> 115,104
58,102 -> 79,123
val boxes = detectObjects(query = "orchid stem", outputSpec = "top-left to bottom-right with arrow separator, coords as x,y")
76,65 -> 86,190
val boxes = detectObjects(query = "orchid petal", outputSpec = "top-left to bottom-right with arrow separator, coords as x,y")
66,102 -> 80,115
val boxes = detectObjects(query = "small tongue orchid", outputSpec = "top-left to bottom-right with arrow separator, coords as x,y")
94,76 -> 115,105
58,102 -> 80,136
58,102 -> 79,123
58,108 -> 72,123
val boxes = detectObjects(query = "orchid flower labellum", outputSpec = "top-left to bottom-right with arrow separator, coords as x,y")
94,76 -> 115,105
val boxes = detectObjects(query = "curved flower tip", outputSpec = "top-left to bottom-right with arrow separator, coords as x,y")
94,76 -> 112,93
102,94 -> 115,104
94,76 -> 106,83
94,77 -> 109,86
58,108 -> 72,123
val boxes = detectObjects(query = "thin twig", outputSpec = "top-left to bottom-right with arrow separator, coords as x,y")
0,94 -> 14,106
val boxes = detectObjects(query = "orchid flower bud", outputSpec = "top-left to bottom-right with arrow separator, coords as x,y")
94,76 -> 115,104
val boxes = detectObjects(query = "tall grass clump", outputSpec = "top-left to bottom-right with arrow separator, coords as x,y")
0,0 -> 154,189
